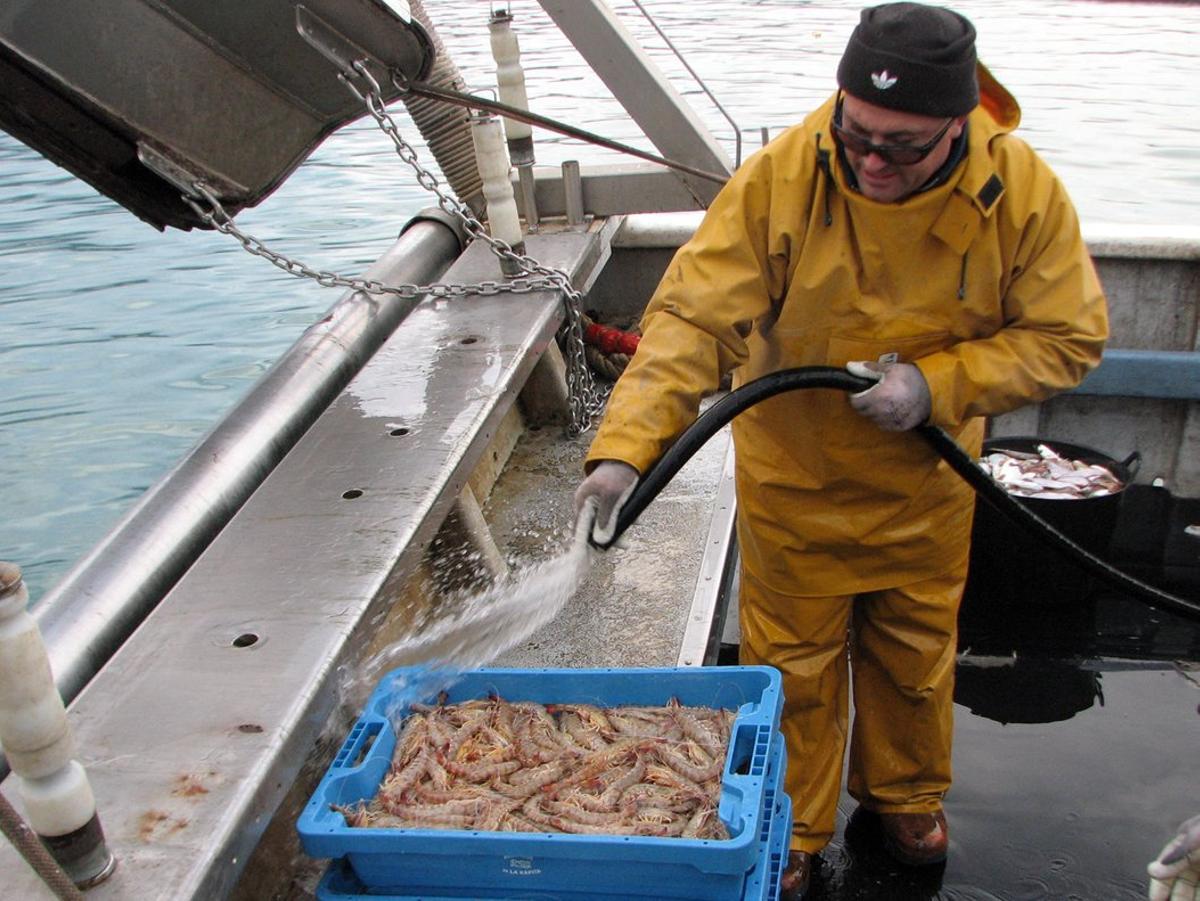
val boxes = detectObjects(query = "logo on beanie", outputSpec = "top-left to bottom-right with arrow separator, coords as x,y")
870,70 -> 898,90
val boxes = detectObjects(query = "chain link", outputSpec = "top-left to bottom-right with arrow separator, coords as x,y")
180,60 -> 607,435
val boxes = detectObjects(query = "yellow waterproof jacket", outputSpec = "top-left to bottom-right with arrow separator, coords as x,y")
586,72 -> 1108,595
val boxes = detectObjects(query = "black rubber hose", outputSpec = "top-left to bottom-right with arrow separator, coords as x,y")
594,365 -> 1200,623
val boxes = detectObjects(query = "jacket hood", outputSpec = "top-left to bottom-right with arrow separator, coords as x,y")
975,61 -> 1020,132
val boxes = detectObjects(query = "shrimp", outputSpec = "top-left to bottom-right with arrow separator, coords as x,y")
682,803 -> 727,839
653,740 -> 724,783
560,711 -> 611,751
667,695 -> 720,763
667,698 -> 725,759
542,798 -> 628,827
360,696 -> 735,839
390,715 -> 430,772
444,756 -> 521,782
509,759 -> 569,792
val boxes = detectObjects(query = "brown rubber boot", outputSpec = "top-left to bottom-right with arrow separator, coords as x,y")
779,850 -> 812,899
878,809 -> 949,866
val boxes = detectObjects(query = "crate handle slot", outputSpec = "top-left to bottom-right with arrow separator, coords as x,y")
728,722 -> 770,777
333,719 -> 383,771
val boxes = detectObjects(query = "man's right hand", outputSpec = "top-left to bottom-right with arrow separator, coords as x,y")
573,461 -> 639,546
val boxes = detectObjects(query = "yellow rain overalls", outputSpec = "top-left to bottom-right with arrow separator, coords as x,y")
586,68 -> 1108,852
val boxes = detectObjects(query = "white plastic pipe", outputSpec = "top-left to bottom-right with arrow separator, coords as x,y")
469,111 -> 525,271
0,564 -> 112,887
0,567 -> 74,780
487,10 -> 533,151
488,9 -> 538,229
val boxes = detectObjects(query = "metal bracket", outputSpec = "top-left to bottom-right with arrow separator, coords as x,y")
296,5 -> 385,82
137,141 -> 245,200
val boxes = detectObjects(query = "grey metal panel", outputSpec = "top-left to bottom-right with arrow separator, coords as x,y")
1095,257 -> 1199,352
524,165 -> 709,218
1181,407 -> 1200,495
490,423 -> 735,673
0,230 -> 608,901
536,0 -> 731,206
1018,245 -> 1200,489
0,0 -> 433,229
1022,394 -> 1183,472
1070,350 -> 1200,400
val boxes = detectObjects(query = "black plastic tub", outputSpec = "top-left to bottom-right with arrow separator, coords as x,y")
967,437 -> 1141,605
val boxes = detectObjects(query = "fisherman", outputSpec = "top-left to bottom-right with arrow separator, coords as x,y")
574,2 -> 1108,896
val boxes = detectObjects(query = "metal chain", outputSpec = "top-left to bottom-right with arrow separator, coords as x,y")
179,60 -> 606,435
182,184 -> 550,299
345,62 -> 607,433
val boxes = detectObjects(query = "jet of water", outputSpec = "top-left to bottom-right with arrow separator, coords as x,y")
339,510 -> 596,721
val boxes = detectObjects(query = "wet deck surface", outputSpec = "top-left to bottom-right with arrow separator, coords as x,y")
799,598 -> 1198,899
487,415 -> 732,671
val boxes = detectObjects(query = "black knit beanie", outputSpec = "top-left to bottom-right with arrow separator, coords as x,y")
837,3 -> 979,117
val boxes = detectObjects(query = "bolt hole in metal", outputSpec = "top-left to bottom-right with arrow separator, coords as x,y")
342,489 -> 365,499
390,427 -> 410,436
232,633 -> 259,648
460,336 -> 479,345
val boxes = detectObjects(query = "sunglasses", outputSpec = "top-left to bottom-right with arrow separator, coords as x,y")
832,114 -> 954,167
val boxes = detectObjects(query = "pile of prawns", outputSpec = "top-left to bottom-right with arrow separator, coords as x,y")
337,694 -> 737,839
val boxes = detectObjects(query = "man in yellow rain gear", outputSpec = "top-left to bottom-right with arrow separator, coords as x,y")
575,2 -> 1108,896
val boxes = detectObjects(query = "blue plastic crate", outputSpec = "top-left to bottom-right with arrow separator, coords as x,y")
742,785 -> 791,901
299,666 -> 784,900
312,726 -> 791,901
313,794 -> 792,901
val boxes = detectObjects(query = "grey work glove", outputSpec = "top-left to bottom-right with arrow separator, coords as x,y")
846,359 -> 932,431
573,460 -> 639,546
1149,814 -> 1200,901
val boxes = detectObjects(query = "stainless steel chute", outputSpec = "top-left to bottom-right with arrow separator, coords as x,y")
0,0 -> 434,230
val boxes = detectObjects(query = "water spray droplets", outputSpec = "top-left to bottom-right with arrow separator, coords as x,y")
340,516 -> 596,717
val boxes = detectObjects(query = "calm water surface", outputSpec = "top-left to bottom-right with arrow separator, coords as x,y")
2,0 -> 1199,600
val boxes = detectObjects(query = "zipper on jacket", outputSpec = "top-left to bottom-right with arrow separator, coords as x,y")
957,252 -> 969,300
816,139 -> 834,227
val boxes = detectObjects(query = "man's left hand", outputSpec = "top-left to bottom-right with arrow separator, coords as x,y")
846,360 -> 931,431
1148,814 -> 1200,901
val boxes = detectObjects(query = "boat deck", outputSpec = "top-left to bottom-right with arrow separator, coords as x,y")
802,594 -> 1199,899
488,416 -> 734,672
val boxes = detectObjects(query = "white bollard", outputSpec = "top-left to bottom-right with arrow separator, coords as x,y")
0,563 -> 114,887
487,9 -> 533,163
488,8 -> 539,229
469,110 -> 525,275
